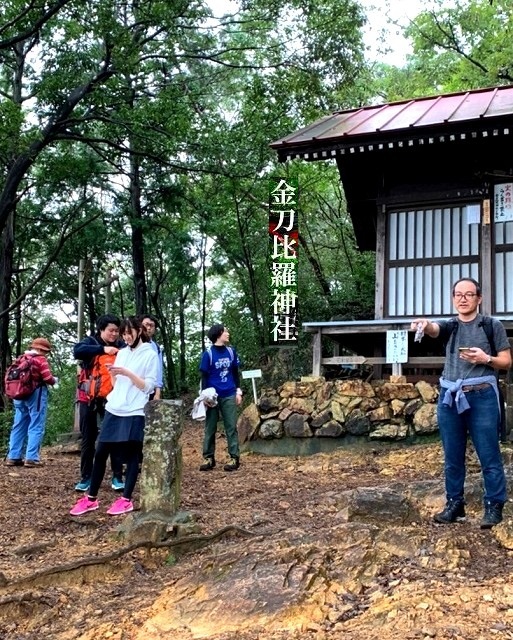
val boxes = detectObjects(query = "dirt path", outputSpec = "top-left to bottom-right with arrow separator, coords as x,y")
1,420 -> 513,639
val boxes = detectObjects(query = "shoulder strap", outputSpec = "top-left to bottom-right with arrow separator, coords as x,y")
22,353 -> 37,368
442,316 -> 497,355
207,346 -> 234,365
439,319 -> 458,354
479,316 -> 497,356
479,316 -> 506,440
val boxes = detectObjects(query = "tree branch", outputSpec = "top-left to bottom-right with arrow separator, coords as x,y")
0,525 -> 256,588
0,0 -> 74,50
0,205 -> 104,319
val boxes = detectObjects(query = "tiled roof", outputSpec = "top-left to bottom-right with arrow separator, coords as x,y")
271,85 -> 513,161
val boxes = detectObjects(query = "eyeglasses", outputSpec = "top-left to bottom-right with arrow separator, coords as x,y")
453,292 -> 478,300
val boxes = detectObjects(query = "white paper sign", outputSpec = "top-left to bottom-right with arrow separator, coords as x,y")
494,183 -> 513,222
241,369 -> 262,379
386,330 -> 408,364
466,204 -> 480,224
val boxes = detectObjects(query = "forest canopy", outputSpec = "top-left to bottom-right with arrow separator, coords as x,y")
0,0 -> 509,399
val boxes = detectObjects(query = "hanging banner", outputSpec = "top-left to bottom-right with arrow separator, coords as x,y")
494,183 -> 513,222
269,177 -> 298,346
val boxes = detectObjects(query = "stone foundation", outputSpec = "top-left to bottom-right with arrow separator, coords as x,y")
237,375 -> 441,444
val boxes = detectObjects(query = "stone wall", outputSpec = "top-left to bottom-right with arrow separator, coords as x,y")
237,375 -> 441,444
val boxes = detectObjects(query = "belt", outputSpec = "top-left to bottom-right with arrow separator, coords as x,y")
461,382 -> 491,393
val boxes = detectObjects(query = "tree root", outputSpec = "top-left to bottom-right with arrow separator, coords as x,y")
0,525 -> 256,590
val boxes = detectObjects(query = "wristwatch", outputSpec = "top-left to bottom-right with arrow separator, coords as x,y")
486,355 -> 493,365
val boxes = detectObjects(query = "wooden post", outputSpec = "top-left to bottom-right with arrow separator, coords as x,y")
506,337 -> 513,441
77,259 -> 86,340
105,268 -> 112,313
391,363 -> 402,377
74,259 -> 87,433
312,330 -> 321,376
374,205 -> 386,320
481,198 -> 492,316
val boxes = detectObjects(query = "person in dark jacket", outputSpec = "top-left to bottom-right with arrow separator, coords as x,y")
73,314 -> 124,492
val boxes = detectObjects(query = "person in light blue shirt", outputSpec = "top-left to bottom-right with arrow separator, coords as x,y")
198,324 -> 243,472
141,314 -> 164,399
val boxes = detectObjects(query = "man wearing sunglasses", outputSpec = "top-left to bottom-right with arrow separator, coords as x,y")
412,277 -> 511,529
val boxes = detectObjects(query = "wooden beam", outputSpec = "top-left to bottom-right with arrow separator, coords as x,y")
322,356 -> 445,366
317,324 -> 411,335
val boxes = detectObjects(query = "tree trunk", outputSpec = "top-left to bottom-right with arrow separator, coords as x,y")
128,151 -> 148,315
179,289 -> 187,391
0,211 -> 15,397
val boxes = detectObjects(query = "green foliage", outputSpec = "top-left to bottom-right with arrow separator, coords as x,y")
0,404 -> 13,455
44,364 -> 77,445
371,0 -> 513,101
1,0 -> 379,394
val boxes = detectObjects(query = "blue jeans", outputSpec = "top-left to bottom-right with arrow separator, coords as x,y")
203,395 -> 240,460
437,385 -> 506,505
8,386 -> 48,462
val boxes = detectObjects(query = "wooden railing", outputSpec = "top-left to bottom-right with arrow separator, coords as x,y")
303,318 -> 513,373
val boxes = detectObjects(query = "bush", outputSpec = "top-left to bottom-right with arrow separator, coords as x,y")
45,364 -> 77,444
0,405 -> 13,456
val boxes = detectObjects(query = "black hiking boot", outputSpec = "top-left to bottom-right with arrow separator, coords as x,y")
480,501 -> 503,529
199,457 -> 215,471
223,457 -> 240,472
433,499 -> 466,524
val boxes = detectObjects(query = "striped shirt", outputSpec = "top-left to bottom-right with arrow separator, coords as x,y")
24,349 -> 56,386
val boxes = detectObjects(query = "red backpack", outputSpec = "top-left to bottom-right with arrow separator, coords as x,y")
78,353 -> 116,401
4,354 -> 40,400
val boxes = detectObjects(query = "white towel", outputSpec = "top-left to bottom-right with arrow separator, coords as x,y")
191,387 -> 218,420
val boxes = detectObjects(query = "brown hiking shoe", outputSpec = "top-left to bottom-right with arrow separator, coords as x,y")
24,460 -> 44,468
5,459 -> 23,467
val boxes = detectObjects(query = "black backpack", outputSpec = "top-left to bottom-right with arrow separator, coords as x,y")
439,317 -> 507,442
438,316 -> 497,355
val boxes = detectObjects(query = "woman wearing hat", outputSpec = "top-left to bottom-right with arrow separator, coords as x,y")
5,337 -> 57,467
